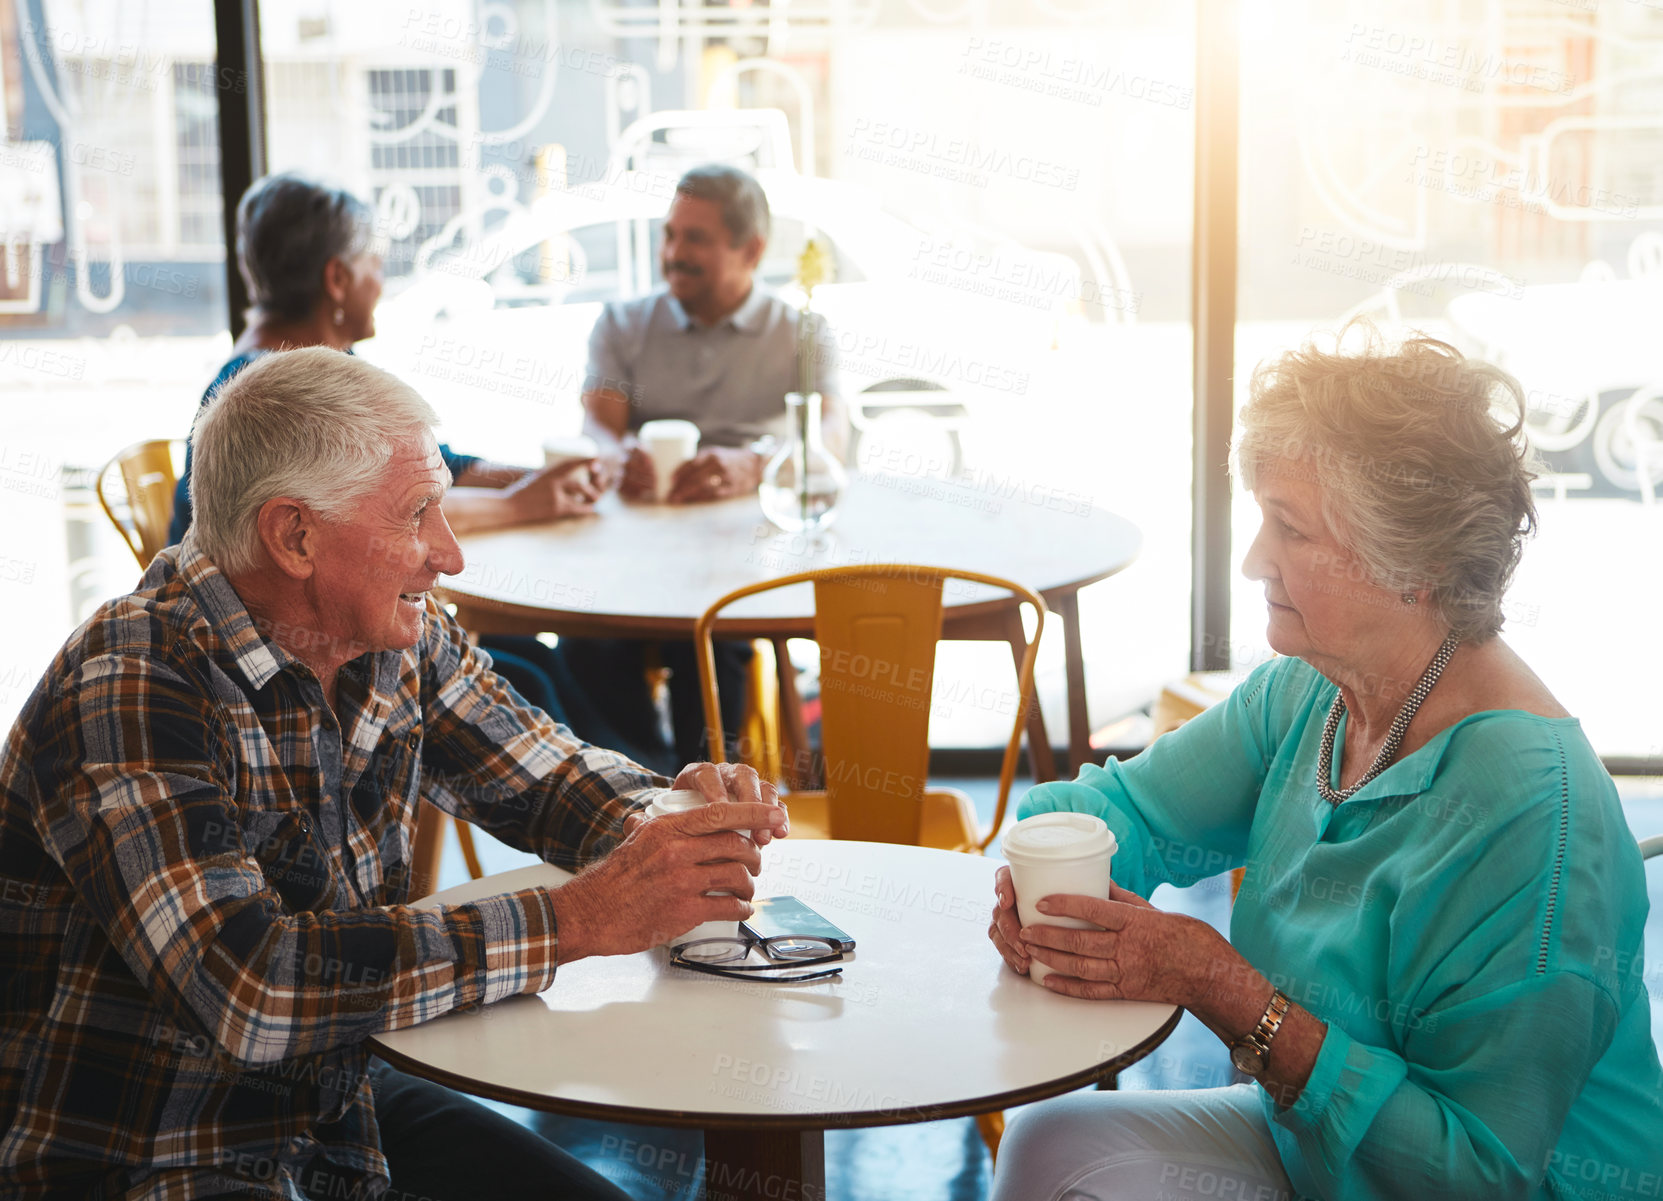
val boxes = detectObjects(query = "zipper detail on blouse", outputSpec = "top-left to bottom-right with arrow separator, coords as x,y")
1537,728 -> 1570,975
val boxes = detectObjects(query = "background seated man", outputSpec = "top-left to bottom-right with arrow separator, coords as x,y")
573,162 -> 845,773
0,347 -> 787,1201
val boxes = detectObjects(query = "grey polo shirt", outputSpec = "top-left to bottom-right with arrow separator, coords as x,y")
584,285 -> 840,449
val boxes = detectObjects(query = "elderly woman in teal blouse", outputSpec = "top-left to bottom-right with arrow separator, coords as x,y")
988,332 -> 1663,1200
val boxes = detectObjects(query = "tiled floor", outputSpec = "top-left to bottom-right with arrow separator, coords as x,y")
439,774 -> 1663,1201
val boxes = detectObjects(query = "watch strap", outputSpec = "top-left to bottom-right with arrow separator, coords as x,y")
1232,988 -> 1290,1075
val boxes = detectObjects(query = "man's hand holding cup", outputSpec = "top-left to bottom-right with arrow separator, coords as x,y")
666,760 -> 787,844
555,762 -> 788,961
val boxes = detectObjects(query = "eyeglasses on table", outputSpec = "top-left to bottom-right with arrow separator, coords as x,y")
669,934 -> 845,983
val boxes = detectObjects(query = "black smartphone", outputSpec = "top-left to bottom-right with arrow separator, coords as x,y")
741,896 -> 856,954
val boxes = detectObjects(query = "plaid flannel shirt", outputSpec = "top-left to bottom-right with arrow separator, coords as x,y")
0,531 -> 666,1200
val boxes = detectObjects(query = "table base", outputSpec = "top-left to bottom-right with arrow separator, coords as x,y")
702,1128 -> 825,1201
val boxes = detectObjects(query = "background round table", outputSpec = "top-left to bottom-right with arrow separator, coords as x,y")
370,839 -> 1179,1201
440,476 -> 1143,778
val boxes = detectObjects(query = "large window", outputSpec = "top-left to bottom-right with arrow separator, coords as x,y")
0,0 -> 227,733
173,62 -> 225,247
1231,0 -> 1663,762
9,0 -> 1650,765
364,66 -> 465,278
254,0 -> 1199,754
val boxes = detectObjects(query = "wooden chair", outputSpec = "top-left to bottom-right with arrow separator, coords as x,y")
95,439 -> 184,568
695,565 -> 1045,1161
695,564 -> 1045,853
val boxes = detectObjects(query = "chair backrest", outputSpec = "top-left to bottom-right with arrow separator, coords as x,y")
695,565 -> 1046,849
96,440 -> 181,568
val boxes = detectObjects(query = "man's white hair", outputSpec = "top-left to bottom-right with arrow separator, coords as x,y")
191,347 -> 440,576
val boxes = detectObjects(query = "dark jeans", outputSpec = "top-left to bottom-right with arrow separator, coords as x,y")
555,638 -> 753,777
480,636 -> 664,771
292,1060 -> 633,1201
478,639 -> 576,727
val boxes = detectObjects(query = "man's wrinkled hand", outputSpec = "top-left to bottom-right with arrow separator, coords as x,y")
671,761 -> 788,846
667,447 -> 762,503
619,446 -> 658,500
548,797 -> 785,963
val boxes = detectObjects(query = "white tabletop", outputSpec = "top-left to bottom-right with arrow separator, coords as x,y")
370,840 -> 1178,1128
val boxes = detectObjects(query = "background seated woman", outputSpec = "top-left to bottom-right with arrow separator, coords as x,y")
167,172 -> 646,759
987,329 -> 1663,1201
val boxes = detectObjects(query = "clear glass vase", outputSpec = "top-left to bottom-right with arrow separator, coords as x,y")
759,391 -> 847,542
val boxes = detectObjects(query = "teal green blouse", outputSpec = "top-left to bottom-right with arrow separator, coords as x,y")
1019,656 -> 1663,1200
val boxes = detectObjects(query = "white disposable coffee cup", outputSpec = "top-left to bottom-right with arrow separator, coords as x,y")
642,789 -> 750,945
1000,812 -> 1117,985
542,434 -> 599,470
637,419 -> 701,501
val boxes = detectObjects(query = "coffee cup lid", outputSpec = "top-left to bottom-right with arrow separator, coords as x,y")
648,789 -> 709,815
1000,812 -> 1116,862
640,419 -> 700,439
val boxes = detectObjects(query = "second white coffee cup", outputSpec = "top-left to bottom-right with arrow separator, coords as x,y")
637,419 -> 701,501
642,788 -> 751,945
1000,811 -> 1117,985
542,434 -> 599,470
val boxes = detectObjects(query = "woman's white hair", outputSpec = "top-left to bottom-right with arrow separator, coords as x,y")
1232,323 -> 1539,642
190,347 -> 440,576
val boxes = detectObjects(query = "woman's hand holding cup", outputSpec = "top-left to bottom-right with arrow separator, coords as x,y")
989,864 -> 1032,976
991,872 -> 1228,1009
998,811 -> 1116,985
1018,884 -> 1180,1003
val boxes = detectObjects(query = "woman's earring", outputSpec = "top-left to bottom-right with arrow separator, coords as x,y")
333,306 -> 346,326
1401,593 -> 1418,605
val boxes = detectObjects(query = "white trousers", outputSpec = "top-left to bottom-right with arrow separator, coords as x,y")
988,1085 -> 1301,1201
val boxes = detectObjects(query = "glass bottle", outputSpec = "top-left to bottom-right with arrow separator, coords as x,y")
759,391 -> 847,542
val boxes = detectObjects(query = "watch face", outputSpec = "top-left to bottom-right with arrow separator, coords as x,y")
1231,1044 -> 1265,1075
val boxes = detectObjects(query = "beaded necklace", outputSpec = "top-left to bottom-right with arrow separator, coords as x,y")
1316,630 -> 1462,805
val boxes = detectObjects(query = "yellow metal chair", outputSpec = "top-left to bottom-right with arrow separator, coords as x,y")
695,564 -> 1046,853
738,639 -> 783,782
95,439 -> 184,568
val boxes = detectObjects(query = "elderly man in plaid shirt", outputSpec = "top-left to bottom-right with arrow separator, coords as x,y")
0,348 -> 788,1201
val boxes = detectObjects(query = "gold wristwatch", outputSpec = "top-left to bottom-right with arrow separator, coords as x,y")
1230,988 -> 1290,1077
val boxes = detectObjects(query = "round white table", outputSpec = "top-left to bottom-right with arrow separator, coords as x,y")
370,840 -> 1179,1201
